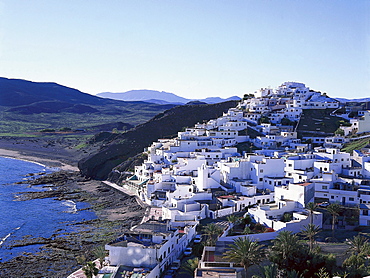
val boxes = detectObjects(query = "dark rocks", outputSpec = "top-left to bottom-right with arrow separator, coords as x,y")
0,171 -> 146,277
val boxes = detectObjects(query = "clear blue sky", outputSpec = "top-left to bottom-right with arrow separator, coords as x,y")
0,0 -> 369,99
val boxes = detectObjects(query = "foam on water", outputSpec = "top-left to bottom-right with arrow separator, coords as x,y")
0,156 -> 96,262
62,200 -> 78,213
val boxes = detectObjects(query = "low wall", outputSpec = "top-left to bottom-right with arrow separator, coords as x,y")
219,231 -> 279,242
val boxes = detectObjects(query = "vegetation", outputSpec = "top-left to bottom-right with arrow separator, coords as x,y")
243,93 -> 255,100
327,203 -> 341,238
223,237 -> 265,276
346,235 -> 370,255
306,202 -> 318,225
93,245 -> 106,269
227,214 -> 240,225
334,128 -> 345,136
281,213 -> 292,222
82,261 -> 99,278
269,231 -> 308,273
180,258 -> 199,276
300,224 -> 320,252
252,264 -> 278,278
342,138 -> 370,153
202,223 -> 223,246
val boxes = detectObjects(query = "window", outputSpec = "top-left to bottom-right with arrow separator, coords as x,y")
260,169 -> 263,173
364,210 -> 369,216
259,178 -> 263,182
322,186 -> 328,190
349,197 -> 354,201
331,196 -> 334,199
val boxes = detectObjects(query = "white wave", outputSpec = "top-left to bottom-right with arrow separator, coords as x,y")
0,224 -> 23,246
62,200 -> 77,213
0,232 -> 12,246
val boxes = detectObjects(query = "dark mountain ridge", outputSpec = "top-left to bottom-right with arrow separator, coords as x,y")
0,77 -> 109,106
0,77 -> 176,132
78,100 -> 239,180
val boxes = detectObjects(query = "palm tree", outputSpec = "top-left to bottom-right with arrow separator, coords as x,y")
315,267 -> 330,278
180,257 -> 199,276
223,237 -> 265,277
306,202 -> 317,225
300,224 -> 320,252
82,261 -> 99,278
202,223 -> 223,246
269,230 -> 308,272
326,203 -> 341,238
93,245 -> 106,269
282,213 -> 292,222
227,214 -> 240,226
243,226 -> 252,235
346,235 -> 370,255
343,254 -> 367,277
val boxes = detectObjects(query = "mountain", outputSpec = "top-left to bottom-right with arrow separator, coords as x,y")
0,77 -> 175,133
335,97 -> 370,103
97,90 -> 188,104
201,96 -> 241,104
78,100 -> 239,180
97,90 -> 241,104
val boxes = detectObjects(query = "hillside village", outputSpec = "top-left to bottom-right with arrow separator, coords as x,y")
69,82 -> 370,278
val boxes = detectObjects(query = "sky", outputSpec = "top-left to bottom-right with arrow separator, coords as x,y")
0,0 -> 369,99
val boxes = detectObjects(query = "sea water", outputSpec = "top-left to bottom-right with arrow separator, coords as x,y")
0,156 -> 96,262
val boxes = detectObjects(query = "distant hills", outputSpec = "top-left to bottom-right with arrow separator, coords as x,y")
0,77 -> 175,133
97,90 -> 241,104
335,97 -> 370,103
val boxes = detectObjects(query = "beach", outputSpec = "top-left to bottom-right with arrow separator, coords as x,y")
0,137 -> 145,277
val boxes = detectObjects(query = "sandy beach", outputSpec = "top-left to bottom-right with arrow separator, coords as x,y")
0,148 -> 79,171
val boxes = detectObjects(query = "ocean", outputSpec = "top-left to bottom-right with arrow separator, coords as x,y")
0,156 -> 96,262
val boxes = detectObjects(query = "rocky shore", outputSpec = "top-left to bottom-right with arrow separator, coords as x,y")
0,138 -> 146,277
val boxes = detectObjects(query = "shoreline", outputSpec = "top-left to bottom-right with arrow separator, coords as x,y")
0,148 -> 79,171
0,141 -> 146,277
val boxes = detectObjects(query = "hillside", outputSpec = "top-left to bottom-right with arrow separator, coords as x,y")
78,100 -> 239,180
0,78 -> 175,134
296,109 -> 343,138
97,89 -> 241,104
